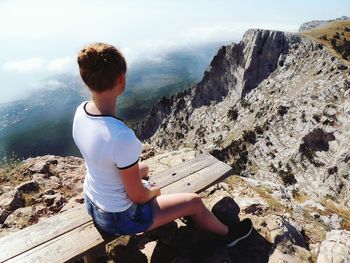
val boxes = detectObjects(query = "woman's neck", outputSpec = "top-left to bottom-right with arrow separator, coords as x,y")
91,91 -> 117,116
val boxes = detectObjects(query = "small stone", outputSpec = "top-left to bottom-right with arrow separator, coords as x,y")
217,182 -> 229,191
310,212 -> 320,219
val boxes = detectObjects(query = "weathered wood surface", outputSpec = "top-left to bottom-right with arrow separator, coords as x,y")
0,205 -> 91,262
150,154 -> 218,188
161,161 -> 232,194
0,154 -> 232,263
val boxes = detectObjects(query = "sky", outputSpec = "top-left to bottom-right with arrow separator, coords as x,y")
0,0 -> 349,103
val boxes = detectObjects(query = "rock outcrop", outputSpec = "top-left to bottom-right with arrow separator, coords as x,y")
317,230 -> 350,263
134,28 -> 350,261
138,28 -> 350,209
0,155 -> 85,236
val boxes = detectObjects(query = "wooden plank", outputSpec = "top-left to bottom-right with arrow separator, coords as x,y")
0,155 -> 218,261
161,161 -> 232,195
1,154 -> 232,263
5,221 -> 104,263
151,154 -> 218,188
0,205 -> 90,262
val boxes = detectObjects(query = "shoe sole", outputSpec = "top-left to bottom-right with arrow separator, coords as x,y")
225,225 -> 253,248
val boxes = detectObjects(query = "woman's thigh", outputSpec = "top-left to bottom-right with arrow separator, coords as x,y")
146,193 -> 202,231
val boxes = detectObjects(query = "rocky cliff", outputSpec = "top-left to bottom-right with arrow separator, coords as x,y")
138,28 -> 350,208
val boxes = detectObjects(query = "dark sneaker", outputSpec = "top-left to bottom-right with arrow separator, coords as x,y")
224,218 -> 253,247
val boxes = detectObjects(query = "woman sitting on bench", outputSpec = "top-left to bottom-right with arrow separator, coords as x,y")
72,42 -> 252,247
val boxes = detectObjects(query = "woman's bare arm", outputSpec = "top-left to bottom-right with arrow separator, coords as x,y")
119,163 -> 160,203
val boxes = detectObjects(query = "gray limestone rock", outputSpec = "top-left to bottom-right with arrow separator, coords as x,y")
317,230 -> 350,263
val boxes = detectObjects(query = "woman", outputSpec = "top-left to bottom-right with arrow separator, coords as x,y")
72,42 -> 252,247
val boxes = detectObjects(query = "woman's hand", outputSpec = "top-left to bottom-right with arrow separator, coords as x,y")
150,186 -> 161,197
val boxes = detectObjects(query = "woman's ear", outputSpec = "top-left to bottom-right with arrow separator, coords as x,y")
115,73 -> 126,96
118,73 -> 126,85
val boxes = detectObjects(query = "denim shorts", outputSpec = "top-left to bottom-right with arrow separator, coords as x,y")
84,195 -> 154,236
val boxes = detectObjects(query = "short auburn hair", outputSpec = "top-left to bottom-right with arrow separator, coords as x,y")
77,43 -> 127,92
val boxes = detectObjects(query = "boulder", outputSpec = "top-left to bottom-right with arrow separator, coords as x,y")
0,190 -> 24,211
317,230 -> 350,263
253,215 -> 312,263
29,161 -> 50,174
3,207 -> 38,229
16,180 -> 39,193
320,214 -> 341,230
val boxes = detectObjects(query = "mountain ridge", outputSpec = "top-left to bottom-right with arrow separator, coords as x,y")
298,16 -> 350,32
138,28 -> 350,206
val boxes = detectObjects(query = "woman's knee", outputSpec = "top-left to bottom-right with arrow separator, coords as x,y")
186,193 -> 204,210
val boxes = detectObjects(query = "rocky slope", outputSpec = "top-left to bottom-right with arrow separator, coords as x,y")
298,16 -> 350,32
138,28 -> 350,211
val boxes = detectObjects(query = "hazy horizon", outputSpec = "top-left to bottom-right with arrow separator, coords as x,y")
0,0 -> 349,104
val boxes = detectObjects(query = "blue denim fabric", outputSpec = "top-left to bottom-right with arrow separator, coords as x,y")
84,195 -> 154,236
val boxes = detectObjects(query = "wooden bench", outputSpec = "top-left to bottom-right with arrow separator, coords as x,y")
0,154 -> 232,263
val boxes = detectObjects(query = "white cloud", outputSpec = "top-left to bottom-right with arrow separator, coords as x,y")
47,56 -> 74,72
46,79 -> 66,88
2,57 -> 45,73
182,25 -> 243,43
180,23 -> 299,44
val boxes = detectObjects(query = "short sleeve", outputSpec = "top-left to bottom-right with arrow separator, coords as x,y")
112,131 -> 142,169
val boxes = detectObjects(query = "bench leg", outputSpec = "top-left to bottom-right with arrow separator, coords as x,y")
83,243 -> 107,263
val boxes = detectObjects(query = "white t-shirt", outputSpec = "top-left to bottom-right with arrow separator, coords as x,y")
72,101 -> 142,212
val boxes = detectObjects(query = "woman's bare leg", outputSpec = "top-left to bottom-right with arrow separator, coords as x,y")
139,162 -> 149,178
146,193 -> 228,236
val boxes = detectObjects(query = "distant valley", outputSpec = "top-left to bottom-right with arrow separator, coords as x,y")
0,42 -> 226,162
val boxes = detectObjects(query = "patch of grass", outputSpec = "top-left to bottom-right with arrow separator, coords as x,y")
57,184 -> 75,199
242,130 -> 257,144
252,186 -> 289,213
278,170 -> 297,186
292,190 -> 309,203
22,193 -> 36,206
0,159 -> 22,184
227,107 -> 238,121
301,211 -> 328,243
320,199 -> 350,230
302,20 -> 350,64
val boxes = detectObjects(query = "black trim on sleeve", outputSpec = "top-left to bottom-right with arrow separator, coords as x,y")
117,158 -> 139,170
83,102 -> 124,122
